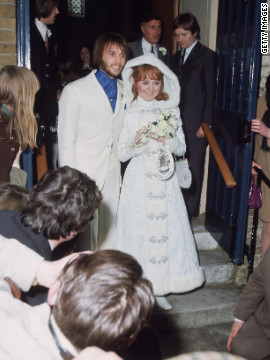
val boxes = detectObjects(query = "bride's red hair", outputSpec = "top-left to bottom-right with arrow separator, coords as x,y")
131,64 -> 169,101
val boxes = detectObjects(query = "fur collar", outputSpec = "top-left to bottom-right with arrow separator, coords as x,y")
122,54 -> 180,112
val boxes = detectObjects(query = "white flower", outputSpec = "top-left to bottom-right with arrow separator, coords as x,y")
158,120 -> 167,130
47,29 -> 52,38
156,129 -> 165,137
140,134 -> 148,144
162,109 -> 171,117
168,118 -> 177,127
159,47 -> 167,55
131,109 -> 178,148
149,124 -> 158,134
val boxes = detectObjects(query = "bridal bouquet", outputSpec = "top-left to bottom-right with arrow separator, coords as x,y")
130,109 -> 178,148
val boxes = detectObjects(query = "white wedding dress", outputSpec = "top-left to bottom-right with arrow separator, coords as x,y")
116,100 -> 204,296
116,55 -> 204,296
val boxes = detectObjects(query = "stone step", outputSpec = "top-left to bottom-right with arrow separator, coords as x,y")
190,214 -> 235,285
194,231 -> 218,251
158,323 -> 232,359
191,213 -> 218,251
151,283 -> 243,330
199,248 -> 235,285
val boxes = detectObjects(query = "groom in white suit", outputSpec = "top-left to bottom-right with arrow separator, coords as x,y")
58,33 -> 128,250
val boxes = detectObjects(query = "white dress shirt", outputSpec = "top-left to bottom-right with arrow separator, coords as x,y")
142,37 -> 157,56
35,18 -> 48,41
182,39 -> 198,63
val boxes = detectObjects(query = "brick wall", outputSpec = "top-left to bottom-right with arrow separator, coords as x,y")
0,0 -> 16,70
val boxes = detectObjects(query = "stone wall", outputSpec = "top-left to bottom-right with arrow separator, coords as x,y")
0,0 -> 16,70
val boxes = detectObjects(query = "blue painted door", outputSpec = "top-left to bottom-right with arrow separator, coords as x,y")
17,0 -> 34,189
205,0 -> 264,264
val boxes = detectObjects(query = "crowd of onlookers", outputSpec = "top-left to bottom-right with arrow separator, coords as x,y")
0,0 -> 270,359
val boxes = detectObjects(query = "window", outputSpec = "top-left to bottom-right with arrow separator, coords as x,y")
67,0 -> 85,17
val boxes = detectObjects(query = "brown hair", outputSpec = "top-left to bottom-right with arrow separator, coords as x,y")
21,166 -> 102,239
131,64 -> 169,101
0,66 -> 39,149
35,0 -> 59,19
53,250 -> 154,351
57,58 -> 78,85
93,32 -> 128,68
172,13 -> 200,39
0,183 -> 30,212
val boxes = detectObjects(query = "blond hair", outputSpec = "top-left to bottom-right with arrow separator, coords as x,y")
131,64 -> 169,101
0,65 -> 40,149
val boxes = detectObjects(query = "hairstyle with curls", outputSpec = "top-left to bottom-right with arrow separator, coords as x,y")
0,183 -> 30,213
172,13 -> 201,40
21,166 -> 102,239
53,250 -> 154,351
92,33 -> 129,68
35,0 -> 59,19
0,66 -> 39,149
131,64 -> 169,101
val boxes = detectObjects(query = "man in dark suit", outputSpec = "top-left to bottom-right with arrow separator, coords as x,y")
0,166 -> 102,305
171,13 -> 216,217
227,246 -> 270,360
31,0 -> 59,172
128,12 -> 170,66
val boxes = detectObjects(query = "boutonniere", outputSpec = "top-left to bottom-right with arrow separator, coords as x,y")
47,29 -> 52,38
159,47 -> 167,55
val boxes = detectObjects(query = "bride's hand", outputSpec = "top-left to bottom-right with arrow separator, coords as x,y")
147,132 -> 166,144
134,126 -> 147,144
155,136 -> 166,144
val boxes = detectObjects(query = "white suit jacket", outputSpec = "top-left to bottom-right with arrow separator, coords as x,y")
58,70 -> 126,190
0,236 -> 63,360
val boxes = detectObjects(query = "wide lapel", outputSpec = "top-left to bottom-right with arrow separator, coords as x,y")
91,71 -> 112,113
182,42 -> 201,68
157,44 -> 164,61
114,80 -> 125,116
136,39 -> 144,56
33,23 -> 48,58
172,51 -> 181,77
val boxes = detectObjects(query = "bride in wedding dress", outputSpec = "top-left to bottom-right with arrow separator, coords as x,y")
115,55 -> 204,310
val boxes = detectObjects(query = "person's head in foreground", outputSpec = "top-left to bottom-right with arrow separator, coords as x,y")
21,166 -> 102,243
48,249 -> 155,351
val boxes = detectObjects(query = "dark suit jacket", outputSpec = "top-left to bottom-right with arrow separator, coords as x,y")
171,41 -> 216,132
30,22 -> 58,128
128,38 -> 170,66
0,209 -> 51,305
234,245 -> 270,339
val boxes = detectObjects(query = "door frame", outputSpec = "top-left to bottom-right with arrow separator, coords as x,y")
17,0 -> 34,189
